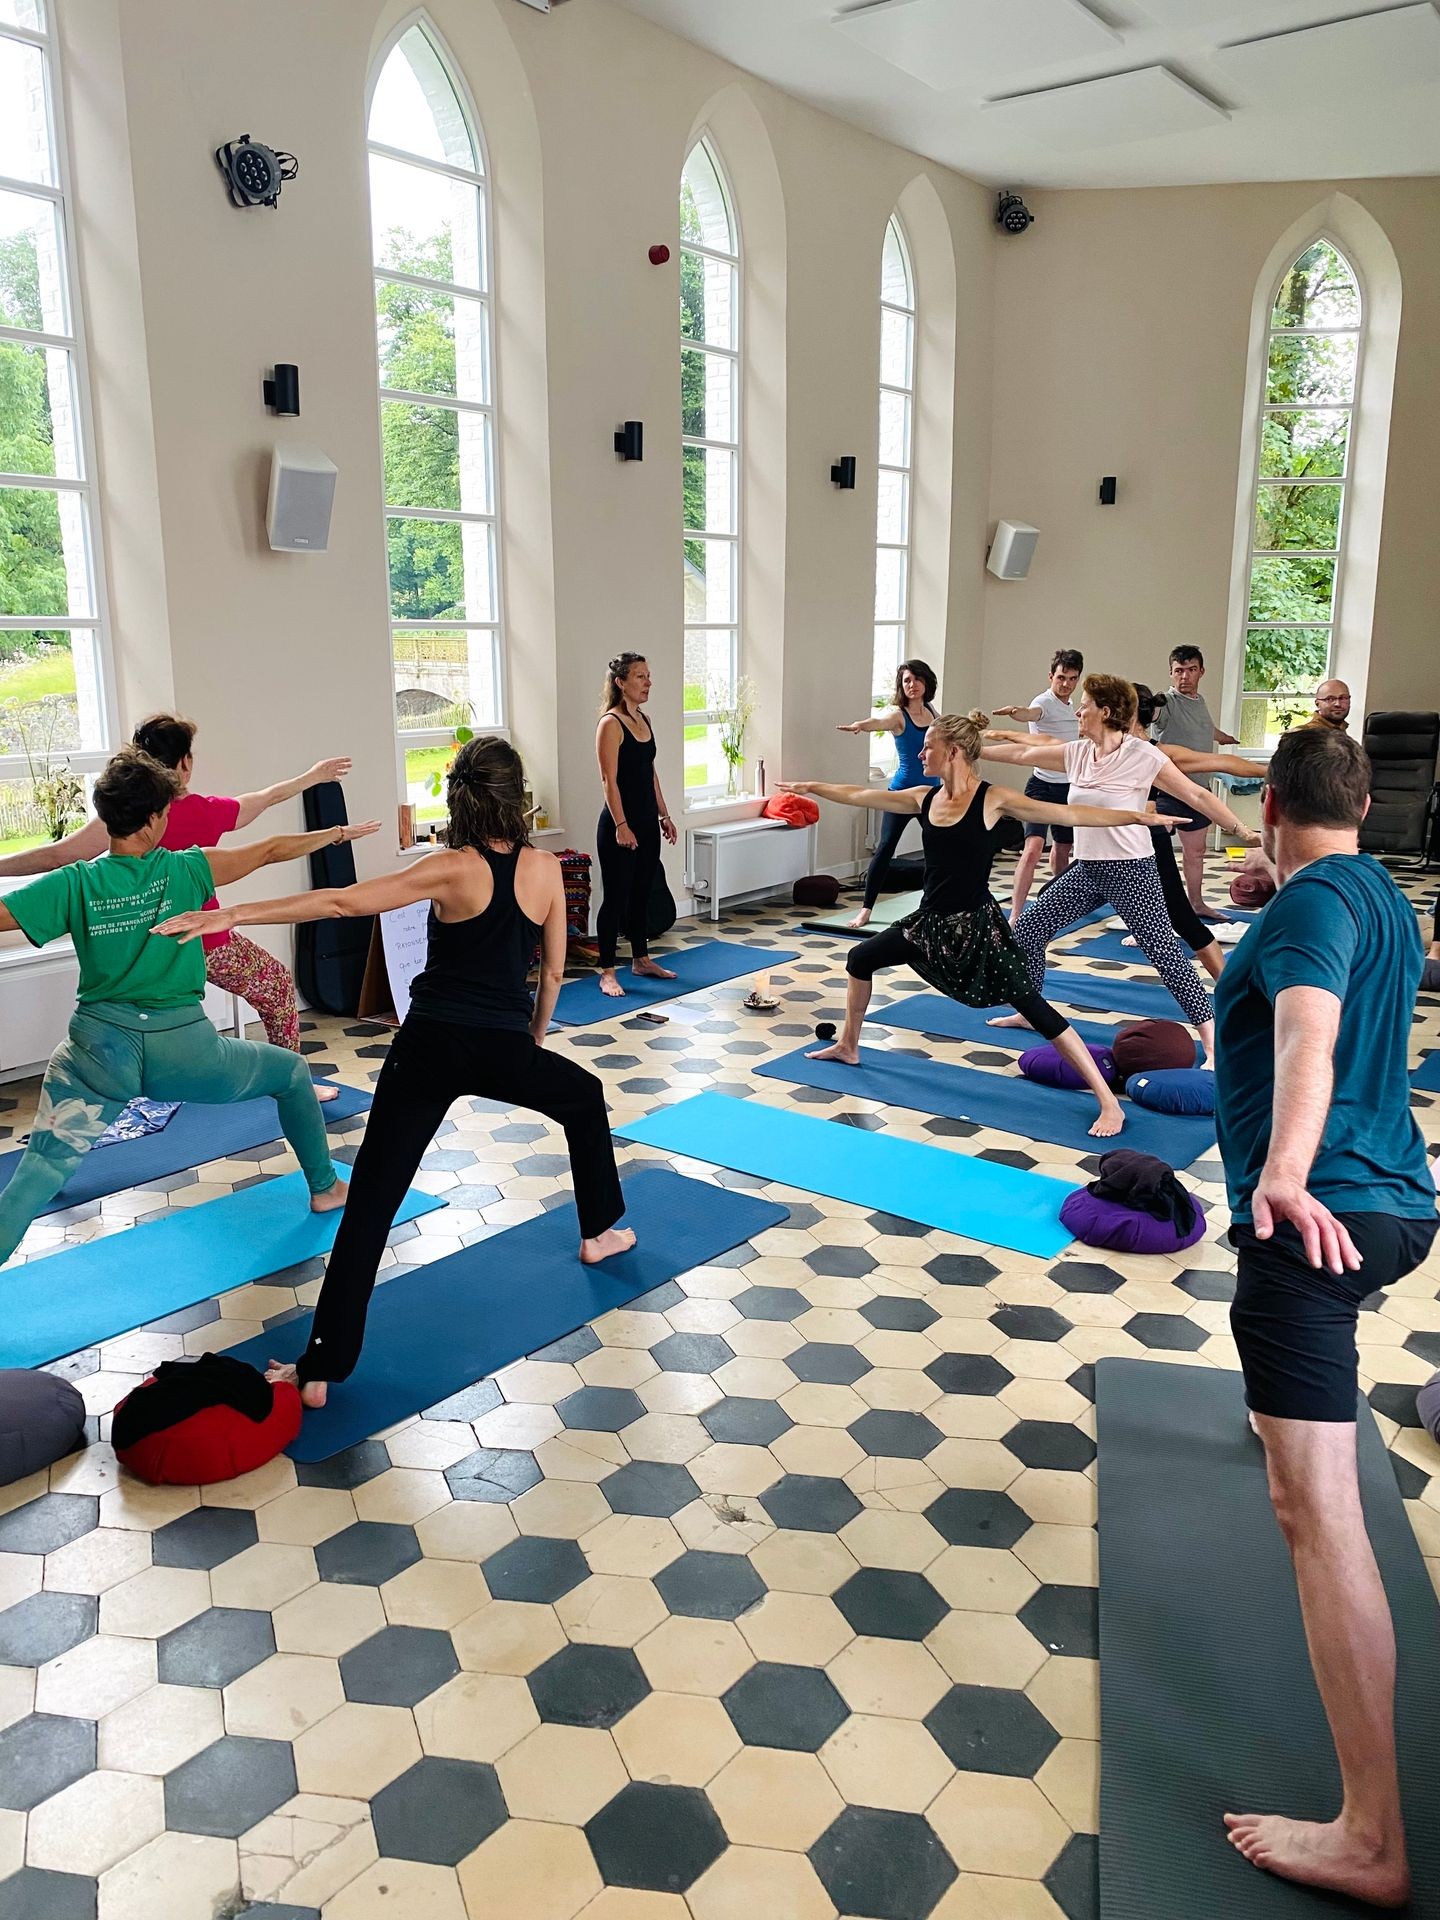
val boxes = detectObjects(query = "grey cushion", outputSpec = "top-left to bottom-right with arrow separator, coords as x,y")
0,1369 -> 88,1486
1419,1371 -> 1440,1444
1422,957 -> 1440,993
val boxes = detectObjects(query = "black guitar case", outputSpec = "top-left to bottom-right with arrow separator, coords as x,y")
648,863 -> 677,940
293,782 -> 375,1017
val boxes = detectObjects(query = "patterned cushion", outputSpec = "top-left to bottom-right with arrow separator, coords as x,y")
1018,1044 -> 1118,1092
1059,1187 -> 1206,1254
1125,1068 -> 1216,1116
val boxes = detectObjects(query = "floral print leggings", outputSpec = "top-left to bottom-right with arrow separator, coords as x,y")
204,933 -> 302,1052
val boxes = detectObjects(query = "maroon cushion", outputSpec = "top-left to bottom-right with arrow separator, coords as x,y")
794,874 -> 841,908
1060,1187 -> 1206,1254
1112,1019 -> 1195,1079
115,1382 -> 302,1486
1230,868 -> 1276,908
1018,1044 -> 1118,1092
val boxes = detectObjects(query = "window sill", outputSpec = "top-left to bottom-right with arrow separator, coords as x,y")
683,795 -> 763,823
397,825 -> 568,859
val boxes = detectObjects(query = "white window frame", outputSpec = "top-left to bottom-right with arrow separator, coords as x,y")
366,16 -> 508,815
870,214 -> 915,775
680,136 -> 741,802
0,0 -> 117,798
1238,239 -> 1362,744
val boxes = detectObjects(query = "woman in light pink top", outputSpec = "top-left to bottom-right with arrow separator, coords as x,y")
981,673 -> 1255,1061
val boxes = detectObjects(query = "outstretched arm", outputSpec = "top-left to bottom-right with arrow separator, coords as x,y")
234,756 -> 353,829
0,815 -> 108,878
1152,759 -> 1255,836
978,732 -> 1068,772
991,704 -> 1043,723
837,707 -> 903,737
778,780 -> 925,818
1158,744 -> 1264,778
156,846 -> 464,943
206,820 -> 379,889
988,789 -> 1159,832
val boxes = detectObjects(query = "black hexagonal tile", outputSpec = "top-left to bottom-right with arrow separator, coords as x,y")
649,1332 -> 734,1375
923,1253 -> 999,1287
0,1713 -> 96,1812
980,1147 -> 1038,1170
924,1683 -> 1060,1775
787,1342 -> 872,1386
422,1378 -> 504,1421
340,1625 -> 459,1707
156,1606 -> 275,1689
1046,1831 -> 1099,1920
1124,1313 -> 1208,1352
370,1756 -> 507,1865
529,1326 -> 604,1364
0,1867 -> 98,1920
599,1461 -> 700,1517
528,1643 -> 650,1728
314,1521 -> 421,1587
0,1591 -> 97,1665
1067,1363 -> 1097,1403
556,1386 -> 647,1431
295,1440 -> 391,1490
233,1907 -> 319,1920
775,1202 -> 825,1231
1404,1330 -> 1440,1366
860,1295 -> 939,1332
0,1492 -> 98,1555
632,1280 -> 687,1313
585,1781 -> 727,1893
804,1245 -> 878,1278
1048,1259 -> 1126,1295
1002,1421 -> 1097,1471
1368,1383 -> 1424,1430
867,1211 -> 930,1238
482,1534 -> 589,1604
925,1488 -> 1029,1550
654,1549 -> 765,1621
723,1661 -> 849,1751
700,1396 -> 793,1446
923,1117 -> 982,1141
848,1409 -> 943,1459
1391,1453 -> 1428,1499
1020,1584 -> 1099,1659
992,1304 -> 1073,1343
492,1122 -> 546,1143
924,1352 -> 1013,1397
165,1735 -> 296,1838
152,1505 -> 259,1571
809,1806 -> 957,1919
444,1448 -> 542,1504
833,1568 -> 947,1641
1174,1268 -> 1236,1303
619,1077 -> 668,1096
734,1286 -> 808,1322
758,1473 -> 865,1534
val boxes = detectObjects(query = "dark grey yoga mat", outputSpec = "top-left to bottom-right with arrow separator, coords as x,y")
1096,1358 -> 1440,1918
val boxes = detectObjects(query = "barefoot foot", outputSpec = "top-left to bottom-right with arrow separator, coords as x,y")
599,969 -> 625,998
314,1083 -> 341,1104
265,1361 -> 328,1410
848,908 -> 872,930
987,1013 -> 1031,1031
633,959 -> 677,980
1222,1813 -> 1409,1908
806,1042 -> 861,1065
581,1226 -> 637,1264
310,1178 -> 348,1215
1089,1101 -> 1125,1139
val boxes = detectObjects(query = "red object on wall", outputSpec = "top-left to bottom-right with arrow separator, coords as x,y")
648,244 -> 670,265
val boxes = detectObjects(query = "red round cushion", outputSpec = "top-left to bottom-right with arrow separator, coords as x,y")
1112,1018 -> 1195,1079
1230,868 -> 1276,908
115,1382 -> 302,1486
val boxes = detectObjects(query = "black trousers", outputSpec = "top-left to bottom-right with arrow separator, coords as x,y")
846,921 -> 1068,1041
862,812 -> 912,909
596,812 -> 661,968
298,1017 -> 624,1384
1150,826 -> 1213,953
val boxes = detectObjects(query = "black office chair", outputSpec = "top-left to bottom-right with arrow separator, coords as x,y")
1358,711 -> 1440,865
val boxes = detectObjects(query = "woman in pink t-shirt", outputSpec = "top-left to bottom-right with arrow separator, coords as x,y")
981,674 -> 1255,1061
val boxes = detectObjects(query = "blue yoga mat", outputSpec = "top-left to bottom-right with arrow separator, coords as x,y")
1039,969 -> 1200,1020
0,1168 -> 443,1370
876,993 -> 1127,1052
1414,1052 -> 1440,1093
227,1169 -> 787,1460
617,1092 -> 1076,1258
551,940 -> 798,1027
755,1045 -> 1215,1163
0,1083 -> 371,1218
1071,912 -> 1256,969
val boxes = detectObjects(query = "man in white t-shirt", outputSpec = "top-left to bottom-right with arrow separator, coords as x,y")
992,648 -> 1083,925
1149,645 -> 1239,917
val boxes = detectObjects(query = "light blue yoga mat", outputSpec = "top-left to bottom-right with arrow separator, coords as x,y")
552,940 -> 797,1027
755,1046 -> 1215,1164
228,1169 -> 787,1461
617,1092 -> 1076,1258
0,1168 -> 444,1370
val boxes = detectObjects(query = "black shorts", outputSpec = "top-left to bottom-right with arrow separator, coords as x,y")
1153,788 -> 1210,836
1021,771 -> 1073,845
1229,1212 -> 1438,1422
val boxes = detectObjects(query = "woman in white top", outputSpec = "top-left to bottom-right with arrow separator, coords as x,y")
981,673 -> 1254,1061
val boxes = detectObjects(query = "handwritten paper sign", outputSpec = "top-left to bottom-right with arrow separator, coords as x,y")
378,897 -> 431,1023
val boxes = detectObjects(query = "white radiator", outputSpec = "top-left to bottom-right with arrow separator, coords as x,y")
686,819 -> 818,923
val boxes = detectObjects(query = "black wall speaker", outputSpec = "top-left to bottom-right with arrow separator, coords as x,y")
263,364 -> 300,415
614,421 -> 644,461
830,455 -> 857,489
1098,475 -> 1117,506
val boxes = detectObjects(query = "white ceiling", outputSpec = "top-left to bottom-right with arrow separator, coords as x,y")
605,0 -> 1440,189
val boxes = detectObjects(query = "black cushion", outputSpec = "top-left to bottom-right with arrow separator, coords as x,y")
0,1370 -> 88,1486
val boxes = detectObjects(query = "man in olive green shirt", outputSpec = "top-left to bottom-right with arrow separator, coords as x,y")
0,748 -> 366,1265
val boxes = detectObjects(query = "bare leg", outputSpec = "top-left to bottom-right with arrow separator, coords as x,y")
1197,1017 -> 1216,1067
1224,1414 -> 1409,1909
1052,841 -> 1073,879
1195,941 -> 1224,982
1008,837 -> 1046,927
1050,1025 -> 1124,1137
1179,826 -> 1216,914
808,971 -> 871,1065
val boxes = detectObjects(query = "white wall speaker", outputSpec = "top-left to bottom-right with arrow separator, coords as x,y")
267,444 -> 337,553
987,520 -> 1039,580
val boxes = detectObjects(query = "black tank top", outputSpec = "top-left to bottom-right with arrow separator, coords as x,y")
406,845 -> 539,1032
918,783 -> 1005,916
606,711 -> 658,825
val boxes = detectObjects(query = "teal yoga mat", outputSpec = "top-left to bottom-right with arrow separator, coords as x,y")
228,1168 -> 788,1461
551,940 -> 796,1027
0,1168 -> 445,1369
616,1091 -> 1077,1258
754,1045 -> 1215,1163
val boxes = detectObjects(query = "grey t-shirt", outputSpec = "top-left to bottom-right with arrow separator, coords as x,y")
1150,690 -> 1215,753
1029,688 -> 1078,785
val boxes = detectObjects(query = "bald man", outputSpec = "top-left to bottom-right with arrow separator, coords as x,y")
1305,681 -> 1351,733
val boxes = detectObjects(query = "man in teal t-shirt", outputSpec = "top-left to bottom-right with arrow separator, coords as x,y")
0,747 -> 356,1267
1214,726 -> 1436,1909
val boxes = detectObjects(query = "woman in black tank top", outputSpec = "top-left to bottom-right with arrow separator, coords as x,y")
780,710 -> 1161,1139
595,652 -> 678,998
156,736 -> 632,1407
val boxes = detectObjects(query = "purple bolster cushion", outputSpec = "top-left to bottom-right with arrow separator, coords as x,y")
1059,1186 -> 1207,1254
1018,1044 -> 1119,1092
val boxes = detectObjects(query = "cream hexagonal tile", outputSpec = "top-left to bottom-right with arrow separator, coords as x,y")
555,1573 -> 668,1648
292,1701 -> 422,1799
612,1691 -> 741,1787
723,1320 -> 804,1362
670,1497 -> 771,1556
99,1564 -> 210,1639
838,1509 -> 946,1573
383,1420 -> 479,1472
619,1412 -> 714,1467
708,1745 -> 844,1851
768,1426 -> 866,1480
580,1514 -> 685,1580
688,1443 -> 782,1499
664,1296 -> 742,1337
99,1682 -> 223,1775
415,1501 -> 518,1564
351,1467 -> 450,1525
209,1542 -> 318,1612
497,1359 -> 584,1401
997,1380 -> 1091,1425
42,1526 -> 151,1596
223,1651 -> 344,1740
928,1770 -> 1070,1879
1013,1524 -> 1098,1588
926,1612 -> 1047,1690
414,1670 -> 539,1763
98,1478 -> 199,1532
1007,1470 -> 1097,1529
0,1664 -> 36,1733
819,1713 -> 952,1813
634,1616 -> 754,1696
635,1371 -> 725,1417
593,1309 -> 670,1350
456,1818 -> 602,1920
749,1529 -> 857,1597
928,1396 -> 1017,1443
199,1454 -> 296,1511
272,1579 -> 386,1656
534,1432 -> 630,1483
853,1367 -> 943,1415
0,1550 -> 39,1610
495,1723 -> 628,1825
380,1558 -> 489,1630
35,1631 -> 156,1719
777,1383 -> 867,1432
26,1767 -> 164,1876
473,1402 -> 565,1451
1036,1736 -> 1099,1833
577,1347 -> 661,1391
687,1845 -> 838,1920
826,1637 -> 950,1719
96,1829 -> 240,1920
512,1478 -> 612,1539
737,1590 -> 853,1667
927,1546 -> 1041,1615
238,1791 -> 377,1911
932,1874 -> 1065,1918
323,1857 -> 468,1919
576,1890 -> 690,1919
256,1486 -> 358,1547
714,1357 -> 801,1401
452,1598 -> 566,1675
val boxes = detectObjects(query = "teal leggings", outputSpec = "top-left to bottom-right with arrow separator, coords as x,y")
0,1002 -> 337,1267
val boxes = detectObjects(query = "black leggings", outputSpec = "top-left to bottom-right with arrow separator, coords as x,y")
596,812 -> 661,968
847,922 -> 1067,1042
1151,827 -> 1214,954
863,811 -> 911,910
297,1017 -> 624,1384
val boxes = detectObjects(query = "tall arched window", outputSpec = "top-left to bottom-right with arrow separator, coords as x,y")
680,138 -> 740,797
1240,241 -> 1360,747
1,0 -> 113,851
872,217 -> 915,758
368,20 -> 503,824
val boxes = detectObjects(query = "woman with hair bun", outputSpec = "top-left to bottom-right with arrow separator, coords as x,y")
594,653 -> 679,998
157,734 -> 634,1407
779,711 -> 1162,1137
836,658 -> 940,928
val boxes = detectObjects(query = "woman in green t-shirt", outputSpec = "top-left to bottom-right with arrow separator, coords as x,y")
0,748 -> 375,1266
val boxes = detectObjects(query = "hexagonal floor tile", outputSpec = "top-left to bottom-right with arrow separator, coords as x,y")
654,1551 -> 766,1622
735,1287 -> 809,1322
722,1662 -> 849,1751
599,1462 -> 700,1518
1124,1313 -> 1208,1352
860,1297 -> 938,1333
0,1493 -> 99,1555
759,1474 -> 864,1535
808,1805 -> 957,1920
1046,1829 -> 1099,1919
369,1754 -> 507,1866
313,1521 -> 421,1587
0,1712 -> 96,1812
164,1733 -> 297,1838
847,1411 -> 943,1460
0,1867 -> 100,1919
1020,1585 -> 1100,1660
294,1439 -> 392,1491
787,1343 -> 872,1386
0,1592 -> 97,1666
152,1506 -> 259,1570
527,1643 -> 651,1729
925,1489 -> 1030,1550
832,1569 -> 947,1642
651,1333 -> 736,1375
585,1780 -> 728,1894
924,1353 -> 1014,1397
992,1306 -> 1072,1343
700,1398 -> 793,1447
923,1254 -> 998,1287
155,1607 -> 276,1690
923,1683 -> 1060,1776
1002,1422 -> 1097,1472
443,1448 -> 542,1504
339,1625 -> 459,1707
557,1387 -> 648,1431
481,1536 -> 589,1605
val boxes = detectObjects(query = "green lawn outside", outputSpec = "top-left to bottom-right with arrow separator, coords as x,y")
0,652 -> 74,703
